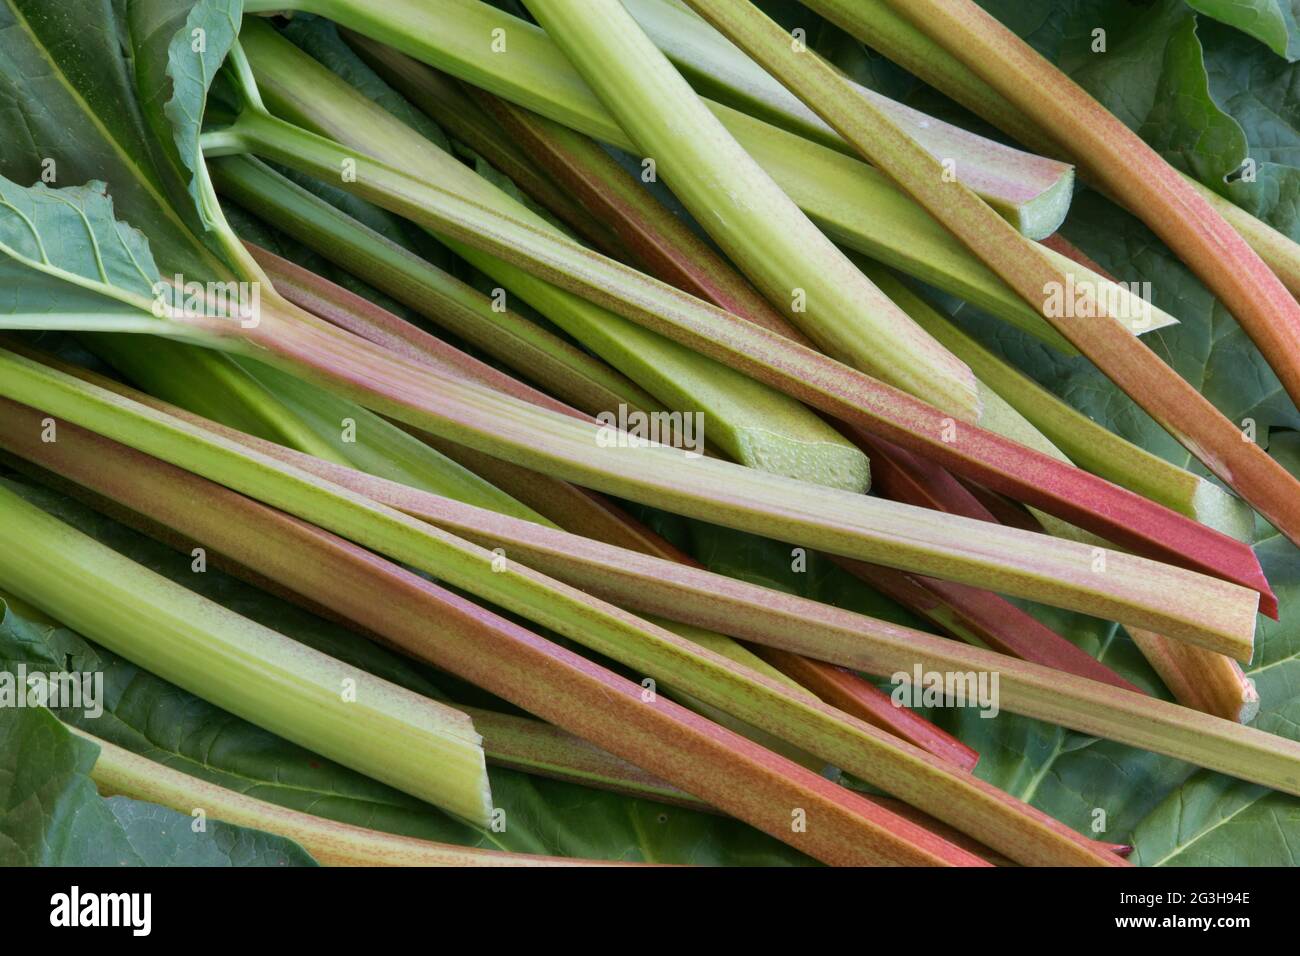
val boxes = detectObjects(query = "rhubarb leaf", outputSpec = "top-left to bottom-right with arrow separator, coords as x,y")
1186,0 -> 1300,61
1201,21 -> 1300,238
0,0 -> 227,277
1127,515 -> 1300,865
157,0 -> 244,228
0,704 -> 315,866
0,177 -> 163,326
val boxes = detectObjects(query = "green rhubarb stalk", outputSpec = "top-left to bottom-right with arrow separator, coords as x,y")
0,356 -> 1141,866
213,156 -> 657,417
199,104 -> 1276,612
682,0 -> 1300,550
235,22 -> 871,491
619,0 -> 1074,239
341,43 -> 627,256
0,481 -> 494,825
525,0 -> 983,419
19,430 -> 1006,861
79,729 -> 614,867
287,0 -> 1176,348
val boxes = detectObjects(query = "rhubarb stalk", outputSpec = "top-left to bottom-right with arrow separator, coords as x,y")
80,730 -> 618,867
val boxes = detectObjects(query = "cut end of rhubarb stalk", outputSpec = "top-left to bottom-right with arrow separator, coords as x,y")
733,427 -> 872,493
1039,248 -> 1180,337
996,149 -> 1075,241
1189,480 -> 1258,545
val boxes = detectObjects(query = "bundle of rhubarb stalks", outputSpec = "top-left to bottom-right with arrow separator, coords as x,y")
3,0 -> 1300,868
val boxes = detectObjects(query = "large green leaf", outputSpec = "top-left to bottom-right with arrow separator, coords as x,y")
1201,20 -> 1300,240
0,704 -> 315,865
0,0 -> 233,277
0,177 -> 163,329
1187,0 -> 1300,62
